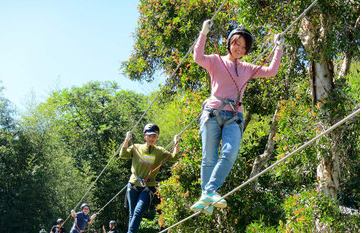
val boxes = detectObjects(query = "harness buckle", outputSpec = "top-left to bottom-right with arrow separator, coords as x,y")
228,102 -> 236,112
227,98 -> 236,105
140,178 -> 147,187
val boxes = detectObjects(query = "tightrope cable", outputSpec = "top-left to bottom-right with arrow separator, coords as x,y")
159,108 -> 360,232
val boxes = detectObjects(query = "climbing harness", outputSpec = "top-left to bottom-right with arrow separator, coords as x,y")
124,183 -> 156,211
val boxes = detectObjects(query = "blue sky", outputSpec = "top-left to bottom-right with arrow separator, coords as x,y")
0,0 -> 165,111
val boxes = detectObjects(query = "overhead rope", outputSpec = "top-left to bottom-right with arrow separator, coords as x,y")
159,108 -> 360,233
94,113 -> 201,215
61,0 -> 229,226
130,0 -> 229,133
252,0 -> 318,63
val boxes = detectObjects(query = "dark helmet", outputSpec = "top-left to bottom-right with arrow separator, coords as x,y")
109,220 -> 116,226
227,28 -> 254,55
57,218 -> 64,224
143,123 -> 160,135
80,203 -> 90,210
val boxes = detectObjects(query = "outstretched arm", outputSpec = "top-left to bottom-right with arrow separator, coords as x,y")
251,34 -> 284,78
193,20 -> 214,70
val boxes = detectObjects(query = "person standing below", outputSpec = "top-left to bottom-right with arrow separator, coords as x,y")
120,123 -> 180,233
70,203 -> 97,233
50,218 -> 66,233
191,19 -> 283,214
102,220 -> 118,233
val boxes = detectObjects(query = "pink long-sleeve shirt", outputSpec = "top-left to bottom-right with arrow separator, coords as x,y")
194,33 -> 283,113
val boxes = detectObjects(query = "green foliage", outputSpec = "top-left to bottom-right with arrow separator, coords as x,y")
0,81 -> 151,232
39,81 -> 149,230
123,0 -> 360,231
246,190 -> 360,232
121,0 -> 239,91
0,0 -> 360,232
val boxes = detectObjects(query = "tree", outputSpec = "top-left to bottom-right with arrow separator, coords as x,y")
122,0 -> 359,231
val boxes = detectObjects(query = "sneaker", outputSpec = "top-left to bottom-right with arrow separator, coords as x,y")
190,201 -> 214,215
199,192 -> 227,208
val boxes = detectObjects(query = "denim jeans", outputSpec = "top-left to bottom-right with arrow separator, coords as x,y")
200,108 -> 244,194
127,183 -> 156,233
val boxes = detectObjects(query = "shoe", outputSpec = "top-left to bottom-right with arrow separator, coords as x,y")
199,192 -> 227,208
190,201 -> 214,215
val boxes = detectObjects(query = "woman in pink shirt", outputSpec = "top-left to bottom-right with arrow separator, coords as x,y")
191,20 -> 283,214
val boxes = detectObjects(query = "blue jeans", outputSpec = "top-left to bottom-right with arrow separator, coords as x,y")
127,183 -> 156,233
200,108 -> 243,194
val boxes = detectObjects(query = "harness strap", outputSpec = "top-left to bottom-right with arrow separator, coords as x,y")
202,96 -> 241,128
124,183 -> 155,209
133,174 -> 155,187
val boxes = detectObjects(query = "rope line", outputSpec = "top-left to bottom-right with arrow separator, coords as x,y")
159,108 -> 360,233
94,112 -> 202,215
130,0 -> 229,133
61,0 -> 229,225
252,0 -> 318,63
62,141 -> 126,225
95,185 -> 128,215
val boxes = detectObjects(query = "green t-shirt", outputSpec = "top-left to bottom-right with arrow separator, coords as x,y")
120,143 -> 178,187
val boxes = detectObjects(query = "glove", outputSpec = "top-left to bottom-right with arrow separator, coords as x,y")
274,33 -> 284,49
71,209 -> 76,217
126,131 -> 132,140
174,134 -> 180,144
201,20 -> 213,35
91,214 -> 97,220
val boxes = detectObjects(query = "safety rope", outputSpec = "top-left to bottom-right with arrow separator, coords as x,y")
252,0 -> 318,63
94,113 -> 201,215
159,108 -> 360,233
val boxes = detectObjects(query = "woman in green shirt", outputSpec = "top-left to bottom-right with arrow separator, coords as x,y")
120,123 -> 179,233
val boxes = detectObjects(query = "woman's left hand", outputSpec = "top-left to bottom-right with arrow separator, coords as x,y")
274,33 -> 284,49
174,134 -> 180,144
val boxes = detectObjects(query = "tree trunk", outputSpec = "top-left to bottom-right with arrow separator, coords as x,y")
338,51 -> 353,79
250,108 -> 278,180
298,15 -> 339,199
243,111 -> 252,132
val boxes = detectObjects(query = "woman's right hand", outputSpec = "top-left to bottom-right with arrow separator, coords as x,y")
71,209 -> 76,218
126,131 -> 132,141
201,19 -> 213,35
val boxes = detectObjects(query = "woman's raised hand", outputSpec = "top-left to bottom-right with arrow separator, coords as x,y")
174,134 -> 180,144
201,19 -> 213,35
274,33 -> 284,49
126,131 -> 132,141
